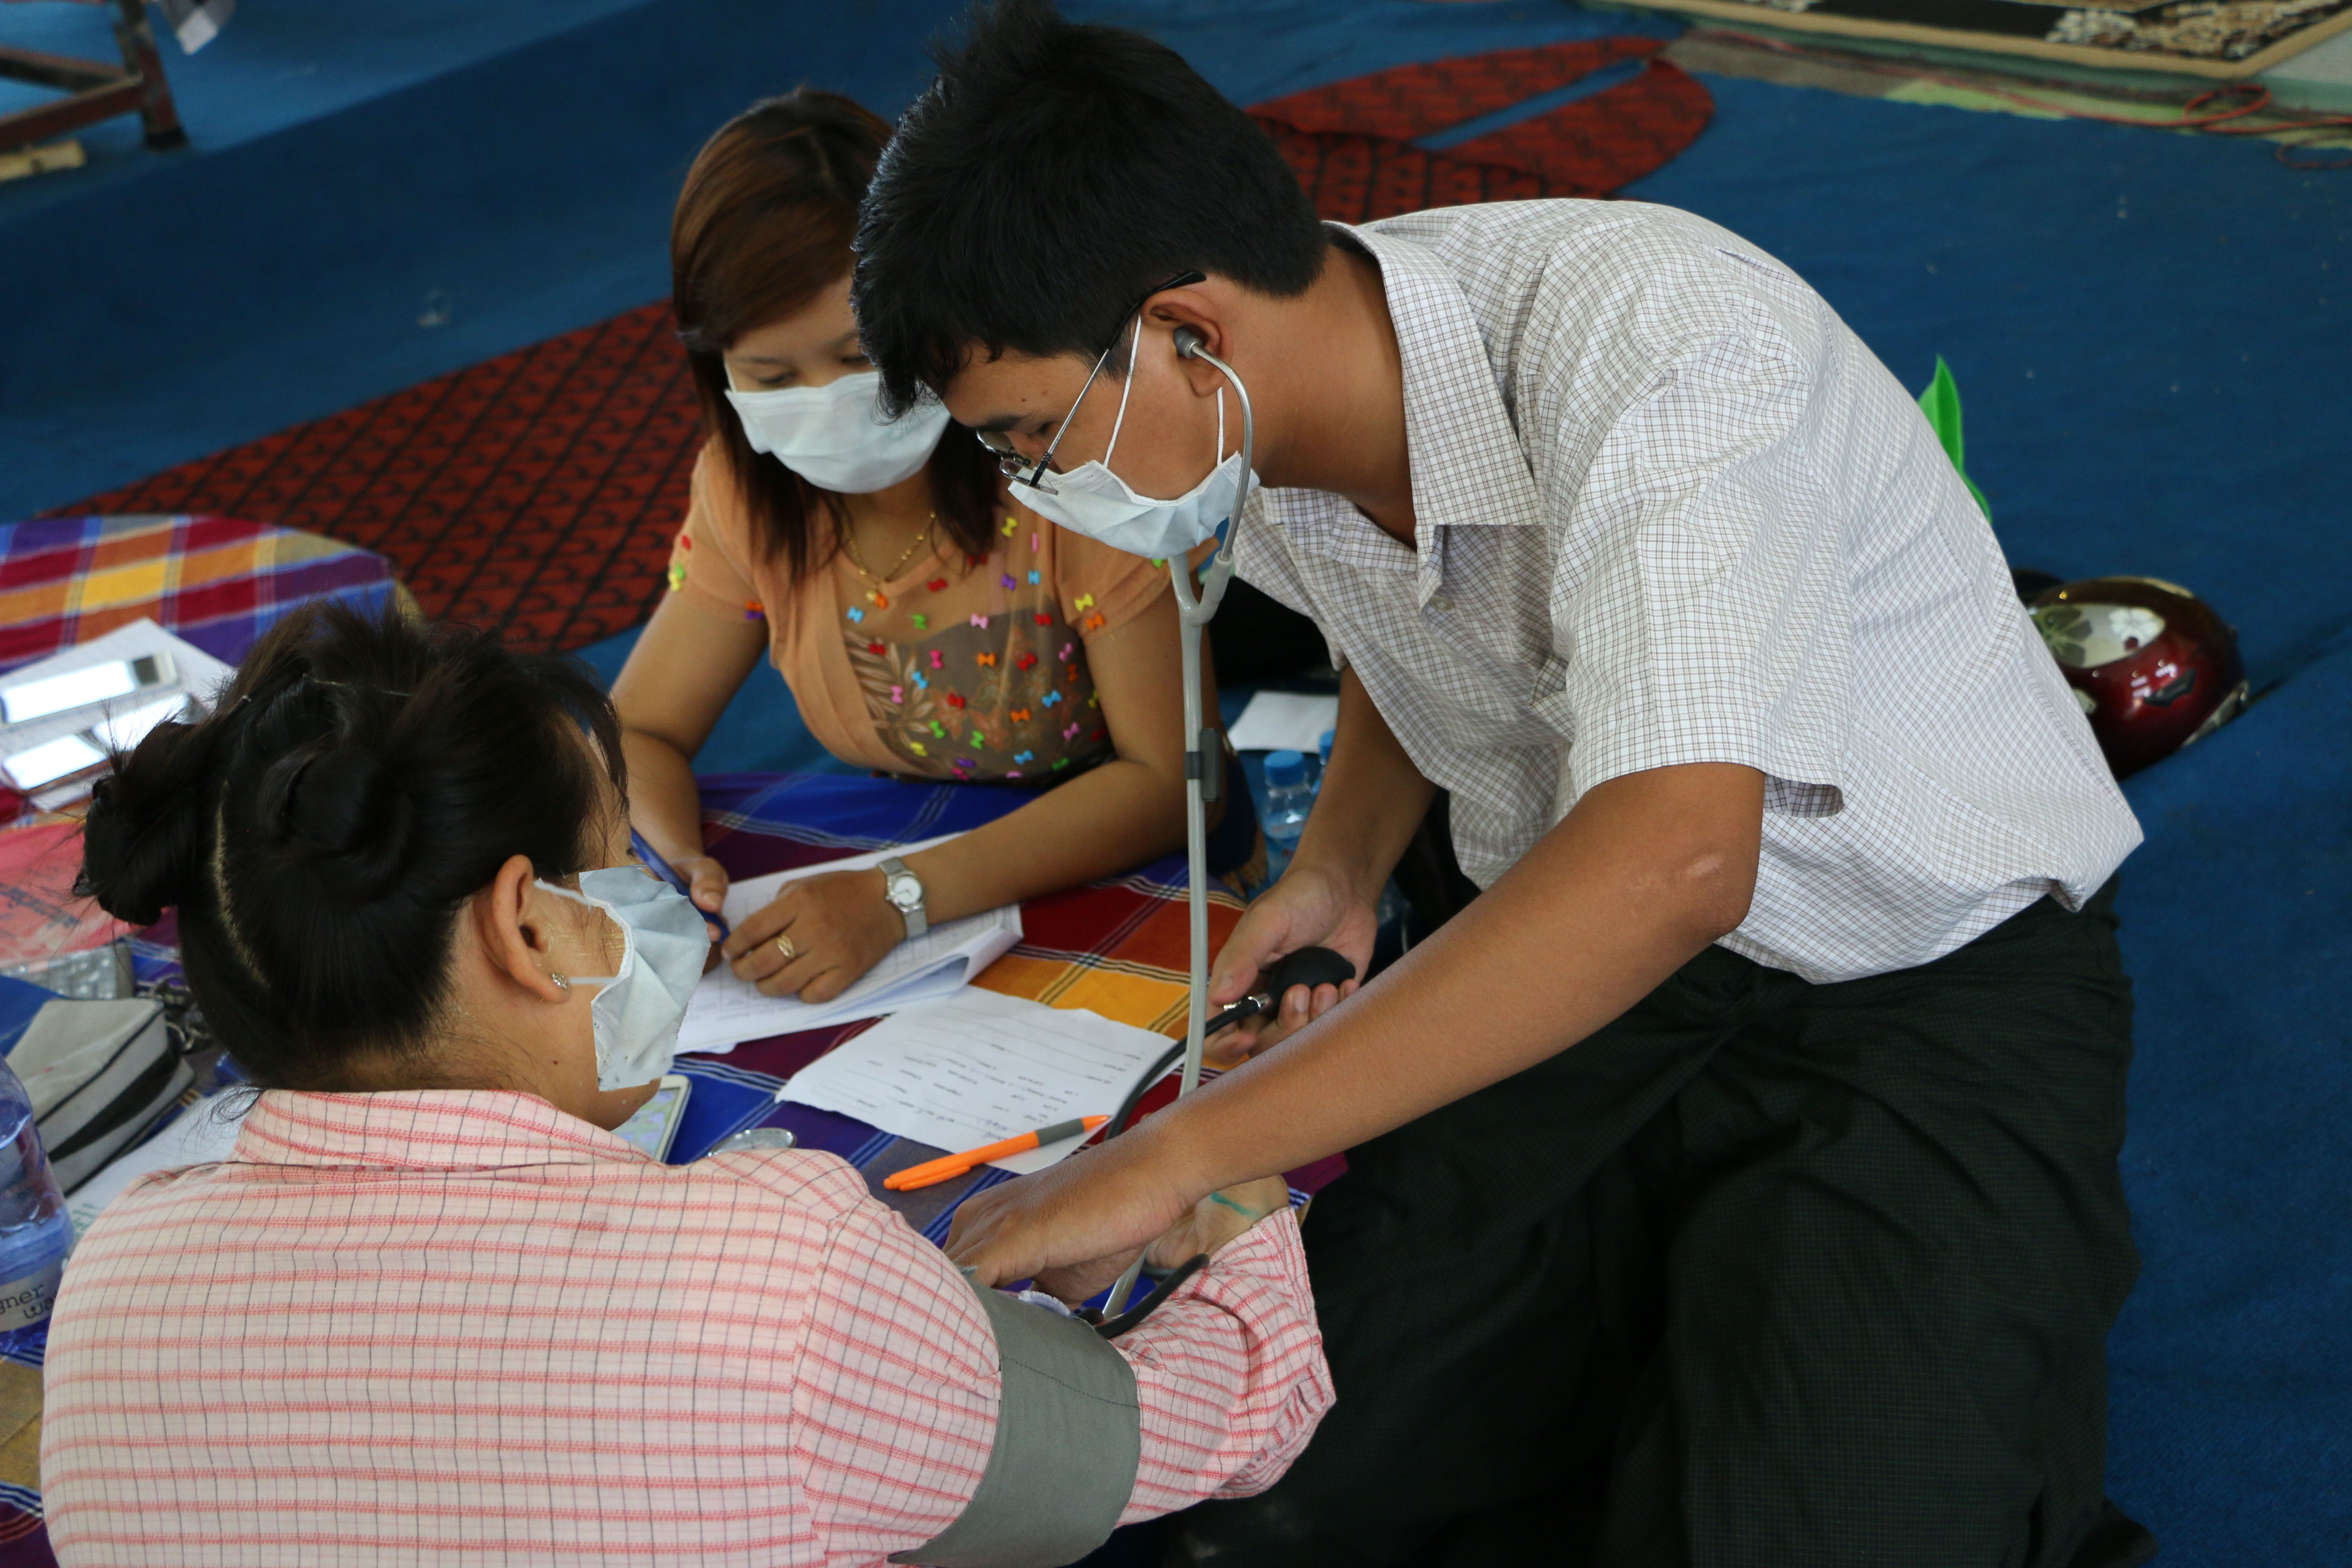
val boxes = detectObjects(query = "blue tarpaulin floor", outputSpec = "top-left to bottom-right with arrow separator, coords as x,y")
4,0 -> 2346,1559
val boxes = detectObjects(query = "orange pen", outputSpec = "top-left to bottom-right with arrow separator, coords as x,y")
883,1115 -> 1110,1191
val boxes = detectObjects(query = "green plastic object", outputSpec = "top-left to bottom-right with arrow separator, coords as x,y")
1917,357 -> 1992,523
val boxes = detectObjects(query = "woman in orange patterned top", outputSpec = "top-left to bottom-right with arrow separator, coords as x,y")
613,90 -> 1251,1004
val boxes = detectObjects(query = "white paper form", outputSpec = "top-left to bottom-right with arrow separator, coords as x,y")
776,988 -> 1174,1174
674,835 -> 1023,1054
1226,690 -> 1339,753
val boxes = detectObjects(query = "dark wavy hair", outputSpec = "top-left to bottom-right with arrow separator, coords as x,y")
672,89 -> 1000,582
74,603 -> 625,1090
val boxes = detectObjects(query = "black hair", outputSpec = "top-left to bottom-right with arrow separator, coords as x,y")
853,0 -> 1327,414
75,603 -> 625,1090
671,89 -> 1001,581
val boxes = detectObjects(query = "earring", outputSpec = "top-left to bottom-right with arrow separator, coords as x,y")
550,973 -> 571,993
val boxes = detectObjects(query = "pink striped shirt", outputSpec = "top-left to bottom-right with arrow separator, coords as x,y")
39,1090 -> 1331,1566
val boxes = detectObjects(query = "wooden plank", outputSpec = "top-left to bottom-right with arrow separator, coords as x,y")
0,46 -> 126,92
0,79 -> 147,152
0,139 -> 88,186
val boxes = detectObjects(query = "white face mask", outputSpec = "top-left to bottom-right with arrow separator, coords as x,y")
1010,327 -> 1257,560
537,867 -> 709,1093
724,368 -> 950,494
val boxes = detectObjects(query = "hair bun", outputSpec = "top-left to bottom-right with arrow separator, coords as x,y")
267,744 -> 416,903
76,720 -> 212,927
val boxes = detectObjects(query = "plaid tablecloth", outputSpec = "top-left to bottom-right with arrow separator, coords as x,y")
0,514 -> 409,677
669,773 -> 1341,1242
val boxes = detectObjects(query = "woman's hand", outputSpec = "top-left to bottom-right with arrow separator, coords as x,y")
668,854 -> 732,941
1206,859 -> 1378,1062
720,867 -> 906,1002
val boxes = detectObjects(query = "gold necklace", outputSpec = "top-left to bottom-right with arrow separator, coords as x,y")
840,509 -> 935,588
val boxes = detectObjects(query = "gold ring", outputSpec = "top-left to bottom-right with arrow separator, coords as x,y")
774,935 -> 797,962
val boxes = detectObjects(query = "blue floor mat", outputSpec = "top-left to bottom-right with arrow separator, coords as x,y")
0,0 -> 971,517
2103,638 -> 2352,1561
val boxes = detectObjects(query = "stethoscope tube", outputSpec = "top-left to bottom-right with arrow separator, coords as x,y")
1099,328 -> 1255,1319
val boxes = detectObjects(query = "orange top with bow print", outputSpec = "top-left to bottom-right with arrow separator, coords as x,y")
665,445 -> 1172,783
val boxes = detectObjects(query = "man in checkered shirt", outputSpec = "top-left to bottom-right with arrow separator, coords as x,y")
856,4 -> 2151,1564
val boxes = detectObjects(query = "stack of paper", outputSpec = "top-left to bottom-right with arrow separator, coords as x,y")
674,837 -> 1023,1054
776,988 -> 1176,1174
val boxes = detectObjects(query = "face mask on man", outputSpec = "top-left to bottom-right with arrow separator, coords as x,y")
1009,324 -> 1259,560
537,867 -> 709,1092
725,369 -> 950,494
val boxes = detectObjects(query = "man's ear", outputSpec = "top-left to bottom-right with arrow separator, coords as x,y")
1145,285 -> 1236,401
475,853 -> 569,1004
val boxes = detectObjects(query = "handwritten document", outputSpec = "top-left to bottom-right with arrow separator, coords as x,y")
776,989 -> 1174,1174
674,836 -> 1022,1054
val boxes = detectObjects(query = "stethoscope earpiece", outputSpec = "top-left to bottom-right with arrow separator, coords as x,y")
1172,325 -> 1207,360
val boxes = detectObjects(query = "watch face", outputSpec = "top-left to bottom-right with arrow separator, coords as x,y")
886,873 -> 922,910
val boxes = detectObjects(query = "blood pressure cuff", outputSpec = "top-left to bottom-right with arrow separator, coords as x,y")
888,1274 -> 1143,1568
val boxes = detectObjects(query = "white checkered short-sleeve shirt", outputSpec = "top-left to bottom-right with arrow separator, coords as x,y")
1236,202 -> 2140,983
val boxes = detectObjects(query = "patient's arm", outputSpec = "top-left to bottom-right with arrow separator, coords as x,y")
1102,1199 -> 1332,1516
789,1167 -> 1331,1557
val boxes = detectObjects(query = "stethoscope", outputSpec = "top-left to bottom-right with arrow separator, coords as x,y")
1091,329 -> 1357,1323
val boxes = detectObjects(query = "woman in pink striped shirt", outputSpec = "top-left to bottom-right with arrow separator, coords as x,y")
40,603 -> 1330,1568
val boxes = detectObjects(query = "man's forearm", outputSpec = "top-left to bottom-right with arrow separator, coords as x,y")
1291,665 -> 1436,897
1148,763 -> 1767,1194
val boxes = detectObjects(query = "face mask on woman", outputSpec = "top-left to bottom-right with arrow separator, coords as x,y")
1009,324 -> 1257,560
537,867 -> 710,1091
725,369 -> 951,494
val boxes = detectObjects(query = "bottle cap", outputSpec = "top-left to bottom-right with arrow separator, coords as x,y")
1317,729 -> 1336,763
1265,749 -> 1307,787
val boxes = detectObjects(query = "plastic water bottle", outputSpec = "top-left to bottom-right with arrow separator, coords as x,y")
0,1055 -> 71,1336
1263,749 -> 1314,876
1316,729 -> 1335,792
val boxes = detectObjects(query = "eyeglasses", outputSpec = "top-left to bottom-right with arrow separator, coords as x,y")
974,270 -> 1206,494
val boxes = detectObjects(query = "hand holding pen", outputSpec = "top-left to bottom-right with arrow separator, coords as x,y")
632,828 -> 732,943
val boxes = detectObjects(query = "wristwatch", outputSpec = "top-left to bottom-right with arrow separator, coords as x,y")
878,857 -> 927,940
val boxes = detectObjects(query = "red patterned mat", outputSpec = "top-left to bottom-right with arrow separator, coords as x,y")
52,44 -> 1710,655
55,306 -> 699,655
1252,38 -> 1712,220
